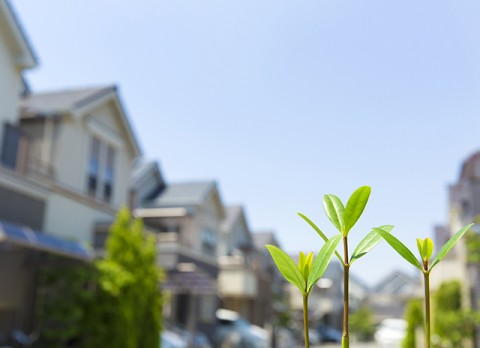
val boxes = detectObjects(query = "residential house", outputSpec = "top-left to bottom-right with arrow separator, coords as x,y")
0,2 -> 141,341
367,270 -> 419,322
433,150 -> 480,347
134,180 -> 224,338
218,206 -> 258,324
285,260 -> 344,330
252,231 -> 284,328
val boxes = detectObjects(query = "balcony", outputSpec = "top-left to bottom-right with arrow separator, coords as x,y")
1,124 -> 54,179
218,255 -> 258,297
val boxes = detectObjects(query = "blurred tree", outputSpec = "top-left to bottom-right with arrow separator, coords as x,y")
433,281 -> 480,348
402,298 -> 423,348
35,258 -> 95,348
350,305 -> 376,342
84,208 -> 164,348
465,230 -> 480,263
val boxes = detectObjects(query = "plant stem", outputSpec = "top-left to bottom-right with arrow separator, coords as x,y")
342,236 -> 349,348
303,294 -> 310,348
423,271 -> 431,348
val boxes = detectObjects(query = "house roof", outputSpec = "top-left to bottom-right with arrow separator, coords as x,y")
20,86 -> 116,117
372,269 -> 419,295
221,205 -> 244,231
252,231 -> 279,249
0,0 -> 38,69
460,150 -> 480,181
131,159 -> 164,188
19,85 -> 141,156
146,181 -> 218,207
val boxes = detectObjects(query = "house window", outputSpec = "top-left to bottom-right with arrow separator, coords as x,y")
87,137 -> 100,196
103,145 -> 115,202
201,228 -> 216,254
86,136 -> 115,202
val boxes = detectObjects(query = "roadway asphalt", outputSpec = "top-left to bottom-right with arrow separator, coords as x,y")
311,343 -> 380,348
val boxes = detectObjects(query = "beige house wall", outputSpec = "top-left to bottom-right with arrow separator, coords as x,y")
0,20 -> 24,140
44,192 -> 113,244
52,103 -> 134,209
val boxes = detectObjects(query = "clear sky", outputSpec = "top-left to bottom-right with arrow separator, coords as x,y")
14,0 -> 480,285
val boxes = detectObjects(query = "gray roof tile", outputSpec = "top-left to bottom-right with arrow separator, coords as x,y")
20,86 -> 115,116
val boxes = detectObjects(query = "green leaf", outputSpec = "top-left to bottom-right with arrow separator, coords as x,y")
344,186 -> 371,234
307,234 -> 342,293
266,245 -> 305,292
416,238 -> 434,262
297,212 -> 343,263
430,223 -> 474,270
374,227 -> 422,270
323,194 -> 346,234
350,225 -> 394,263
298,251 -> 313,279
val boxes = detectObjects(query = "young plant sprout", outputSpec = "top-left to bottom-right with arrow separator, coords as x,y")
375,224 -> 474,348
298,186 -> 393,348
266,234 -> 341,348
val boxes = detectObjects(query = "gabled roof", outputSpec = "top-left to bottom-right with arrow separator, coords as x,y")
148,182 -> 216,207
131,159 -> 165,189
144,181 -> 225,219
252,231 -> 280,250
460,150 -> 480,181
20,86 -> 115,117
221,205 -> 244,231
373,270 -> 419,295
19,85 -> 141,157
0,0 -> 37,69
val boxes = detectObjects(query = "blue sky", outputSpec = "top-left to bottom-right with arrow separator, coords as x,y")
14,0 -> 480,285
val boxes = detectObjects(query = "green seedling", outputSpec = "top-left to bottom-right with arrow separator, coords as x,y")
266,235 -> 341,348
375,224 -> 474,348
299,186 -> 393,348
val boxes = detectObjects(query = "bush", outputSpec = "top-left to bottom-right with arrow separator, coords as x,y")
350,305 -> 376,341
84,208 -> 164,348
402,298 -> 423,348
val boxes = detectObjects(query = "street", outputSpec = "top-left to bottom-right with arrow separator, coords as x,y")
313,343 -> 380,348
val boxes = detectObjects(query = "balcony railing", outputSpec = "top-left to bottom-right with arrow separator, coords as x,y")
1,124 -> 54,178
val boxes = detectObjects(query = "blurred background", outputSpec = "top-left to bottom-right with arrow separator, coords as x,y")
0,0 -> 479,346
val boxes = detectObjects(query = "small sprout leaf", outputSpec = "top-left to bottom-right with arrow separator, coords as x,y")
266,245 -> 305,292
351,225 -> 394,263
323,194 -> 346,235
307,234 -> 342,293
344,186 -> 371,234
374,227 -> 422,270
297,212 -> 343,263
430,223 -> 474,270
416,238 -> 434,262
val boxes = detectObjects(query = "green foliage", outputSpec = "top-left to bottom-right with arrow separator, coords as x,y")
433,280 -> 480,348
465,230 -> 480,263
374,228 -> 422,270
377,224 -> 474,348
35,259 -> 95,348
266,235 -> 341,294
84,208 -> 163,348
416,238 -> 433,262
349,305 -> 376,342
297,212 -> 343,263
350,225 -> 393,263
299,186 -> 388,348
431,224 -> 473,270
402,298 -> 424,348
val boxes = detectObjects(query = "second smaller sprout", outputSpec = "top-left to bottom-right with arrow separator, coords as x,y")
266,235 -> 341,348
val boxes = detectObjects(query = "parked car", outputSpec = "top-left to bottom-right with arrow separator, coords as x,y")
374,318 -> 407,347
179,330 -> 212,348
316,324 -> 342,343
161,330 -> 188,348
212,309 -> 269,348
275,328 -> 296,348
